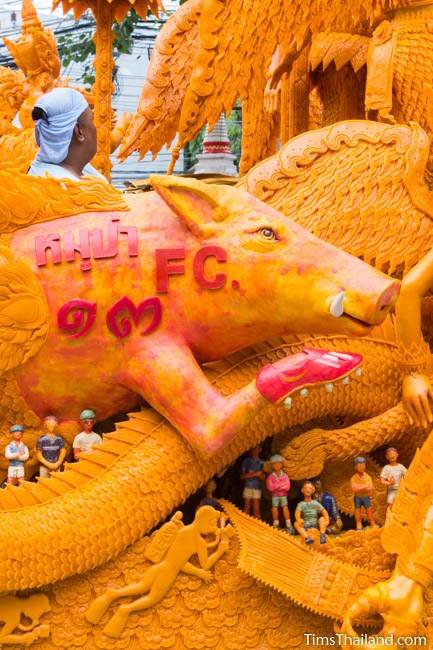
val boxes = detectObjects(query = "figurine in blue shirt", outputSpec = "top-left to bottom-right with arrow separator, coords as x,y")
313,477 -> 343,533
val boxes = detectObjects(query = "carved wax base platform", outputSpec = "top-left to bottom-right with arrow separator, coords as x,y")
3,501 -> 432,650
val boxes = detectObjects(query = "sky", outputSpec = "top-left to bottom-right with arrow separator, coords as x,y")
1,0 -> 61,10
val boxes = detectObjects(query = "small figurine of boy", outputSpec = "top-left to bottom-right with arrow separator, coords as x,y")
266,453 -> 295,533
350,456 -> 377,530
5,424 -> 29,485
73,409 -> 102,459
199,479 -> 223,512
380,447 -> 407,509
313,477 -> 343,533
241,445 -> 265,518
37,415 -> 66,478
295,480 -> 329,544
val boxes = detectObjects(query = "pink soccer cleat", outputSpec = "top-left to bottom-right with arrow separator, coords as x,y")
256,347 -> 362,407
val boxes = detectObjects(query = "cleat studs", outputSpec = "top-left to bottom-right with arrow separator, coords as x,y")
300,388 -> 309,398
355,368 -> 362,377
325,383 -> 334,393
342,376 -> 350,385
283,396 -> 292,410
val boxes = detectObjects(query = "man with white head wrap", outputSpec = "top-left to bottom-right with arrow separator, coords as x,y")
28,87 -> 105,182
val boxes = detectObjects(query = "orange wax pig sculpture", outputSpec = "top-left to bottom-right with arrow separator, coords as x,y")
9,175 -> 399,456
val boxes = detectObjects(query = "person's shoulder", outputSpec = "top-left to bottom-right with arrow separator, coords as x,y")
83,164 -> 107,182
28,161 -> 74,180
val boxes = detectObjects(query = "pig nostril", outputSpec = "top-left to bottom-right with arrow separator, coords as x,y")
377,283 -> 399,313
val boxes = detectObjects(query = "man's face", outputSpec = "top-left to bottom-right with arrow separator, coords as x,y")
386,449 -> 398,463
302,482 -> 315,497
12,430 -> 23,442
44,418 -> 57,434
355,462 -> 366,473
77,107 -> 97,160
81,418 -> 95,433
272,461 -> 283,473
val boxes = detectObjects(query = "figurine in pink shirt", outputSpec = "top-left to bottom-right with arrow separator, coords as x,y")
266,454 -> 294,534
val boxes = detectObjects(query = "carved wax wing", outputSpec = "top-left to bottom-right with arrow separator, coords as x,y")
170,0 -> 415,173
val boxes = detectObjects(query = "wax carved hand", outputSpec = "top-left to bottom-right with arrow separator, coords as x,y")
402,373 -> 433,428
339,569 -> 424,648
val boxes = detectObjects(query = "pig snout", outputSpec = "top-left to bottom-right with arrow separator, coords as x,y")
339,276 -> 400,326
371,282 -> 400,322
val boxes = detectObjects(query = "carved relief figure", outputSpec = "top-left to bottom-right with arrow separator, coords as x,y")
85,506 -> 233,637
0,593 -> 50,645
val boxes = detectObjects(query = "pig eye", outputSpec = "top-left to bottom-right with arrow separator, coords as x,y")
258,227 -> 277,241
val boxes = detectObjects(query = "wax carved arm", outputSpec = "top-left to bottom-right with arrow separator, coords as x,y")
340,503 -> 431,645
197,535 -> 229,571
120,335 -> 268,456
123,332 -> 359,452
395,249 -> 433,427
181,562 -> 213,581
206,529 -> 221,549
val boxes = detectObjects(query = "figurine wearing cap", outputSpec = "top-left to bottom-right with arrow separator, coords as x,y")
350,456 -> 377,531
72,409 -> 102,460
5,424 -> 29,485
266,454 -> 294,533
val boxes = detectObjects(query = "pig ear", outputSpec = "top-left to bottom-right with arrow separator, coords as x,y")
150,175 -> 230,238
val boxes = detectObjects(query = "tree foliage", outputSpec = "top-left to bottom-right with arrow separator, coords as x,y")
58,10 -> 141,86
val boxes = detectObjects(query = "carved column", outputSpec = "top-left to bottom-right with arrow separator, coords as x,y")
92,0 -> 115,180
280,46 -> 310,144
